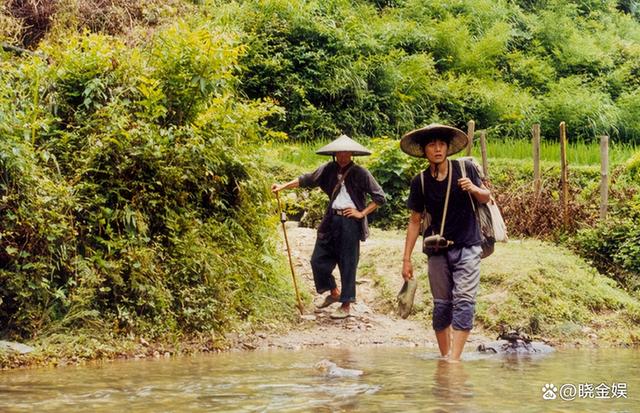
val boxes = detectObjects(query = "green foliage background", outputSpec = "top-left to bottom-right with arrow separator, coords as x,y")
208,0 -> 640,144
3,0 -> 640,344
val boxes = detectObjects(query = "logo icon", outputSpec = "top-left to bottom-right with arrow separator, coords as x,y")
542,383 -> 558,400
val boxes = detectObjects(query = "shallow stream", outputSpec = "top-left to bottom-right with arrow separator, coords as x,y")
1,347 -> 637,412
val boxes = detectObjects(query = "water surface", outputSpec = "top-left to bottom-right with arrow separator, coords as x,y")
1,347 -> 637,412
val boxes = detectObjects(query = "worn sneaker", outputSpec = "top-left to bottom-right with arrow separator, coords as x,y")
317,294 -> 340,309
330,306 -> 350,319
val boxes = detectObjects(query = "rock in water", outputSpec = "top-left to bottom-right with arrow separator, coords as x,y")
477,329 -> 554,355
314,359 -> 363,377
477,340 -> 554,355
0,340 -> 35,354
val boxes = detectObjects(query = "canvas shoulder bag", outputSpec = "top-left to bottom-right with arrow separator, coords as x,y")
458,159 -> 508,259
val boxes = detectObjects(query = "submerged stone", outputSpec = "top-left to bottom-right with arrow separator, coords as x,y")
314,359 -> 363,377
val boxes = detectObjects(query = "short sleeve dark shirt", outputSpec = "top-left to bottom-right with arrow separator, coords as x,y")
407,159 -> 482,248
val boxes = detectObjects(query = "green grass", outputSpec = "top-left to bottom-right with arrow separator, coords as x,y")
358,230 -> 640,346
476,239 -> 640,345
262,140 -> 329,171
263,138 -> 639,169
469,138 -> 638,166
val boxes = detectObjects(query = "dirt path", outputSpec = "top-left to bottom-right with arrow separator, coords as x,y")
233,224 -> 490,351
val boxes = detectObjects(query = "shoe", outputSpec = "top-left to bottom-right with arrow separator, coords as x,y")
330,306 -> 350,319
317,294 -> 340,309
396,276 -> 417,319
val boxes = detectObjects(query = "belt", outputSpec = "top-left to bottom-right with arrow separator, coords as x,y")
332,209 -> 347,216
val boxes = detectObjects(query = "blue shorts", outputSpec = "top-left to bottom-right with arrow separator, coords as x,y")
427,245 -> 482,331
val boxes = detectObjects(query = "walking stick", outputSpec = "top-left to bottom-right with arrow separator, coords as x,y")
275,191 -> 304,314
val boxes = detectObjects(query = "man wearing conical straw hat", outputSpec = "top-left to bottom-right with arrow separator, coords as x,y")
400,124 -> 491,362
272,135 -> 386,319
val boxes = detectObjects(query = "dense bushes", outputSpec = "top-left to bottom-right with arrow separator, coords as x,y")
574,219 -> 640,292
572,154 -> 640,292
199,0 -> 640,143
6,1 -> 640,143
0,25 -> 295,340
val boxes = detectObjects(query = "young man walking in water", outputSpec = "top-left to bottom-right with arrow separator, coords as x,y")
272,135 -> 385,319
400,124 -> 490,361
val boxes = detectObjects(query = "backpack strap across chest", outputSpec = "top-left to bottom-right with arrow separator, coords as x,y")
421,160 -> 452,237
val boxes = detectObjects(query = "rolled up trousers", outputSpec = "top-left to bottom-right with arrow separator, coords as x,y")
427,245 -> 482,331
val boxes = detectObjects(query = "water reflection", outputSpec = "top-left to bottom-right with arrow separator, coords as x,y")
431,360 -> 473,411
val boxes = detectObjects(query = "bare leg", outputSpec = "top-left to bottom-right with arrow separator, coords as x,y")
449,329 -> 470,362
330,288 -> 340,299
435,326 -> 451,358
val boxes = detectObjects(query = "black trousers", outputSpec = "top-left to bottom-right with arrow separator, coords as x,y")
310,215 -> 361,303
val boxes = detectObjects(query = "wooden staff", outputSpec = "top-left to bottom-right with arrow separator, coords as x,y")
466,120 -> 475,156
275,192 -> 304,314
560,122 -> 569,228
600,135 -> 609,220
532,124 -> 541,195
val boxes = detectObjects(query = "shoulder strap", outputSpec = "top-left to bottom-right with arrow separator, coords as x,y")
330,164 -> 353,200
458,159 -> 477,213
439,160 -> 453,236
421,162 -> 453,236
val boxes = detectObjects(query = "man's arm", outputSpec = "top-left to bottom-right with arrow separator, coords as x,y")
364,169 -> 386,206
458,161 -> 491,204
271,178 -> 299,193
401,211 -> 422,281
272,162 -> 329,193
343,167 -> 385,219
458,179 -> 491,204
343,201 -> 379,219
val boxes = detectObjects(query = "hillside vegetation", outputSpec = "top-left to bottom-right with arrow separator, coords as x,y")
1,22 -> 297,342
5,0 -> 640,142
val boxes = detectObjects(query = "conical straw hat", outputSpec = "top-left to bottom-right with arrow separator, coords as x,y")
316,134 -> 372,156
400,124 -> 468,158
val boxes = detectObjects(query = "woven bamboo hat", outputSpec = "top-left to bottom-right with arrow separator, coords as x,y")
315,134 -> 372,156
400,124 -> 468,158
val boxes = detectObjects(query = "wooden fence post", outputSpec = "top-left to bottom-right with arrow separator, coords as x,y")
600,135 -> 609,220
532,124 -> 541,195
466,120 -> 475,156
480,130 -> 488,178
559,122 -> 569,228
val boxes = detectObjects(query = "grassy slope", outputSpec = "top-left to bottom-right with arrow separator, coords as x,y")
476,239 -> 640,345
359,234 -> 640,347
3,220 -> 637,369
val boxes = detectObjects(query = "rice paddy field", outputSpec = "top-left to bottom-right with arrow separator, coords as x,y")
264,137 -> 639,169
